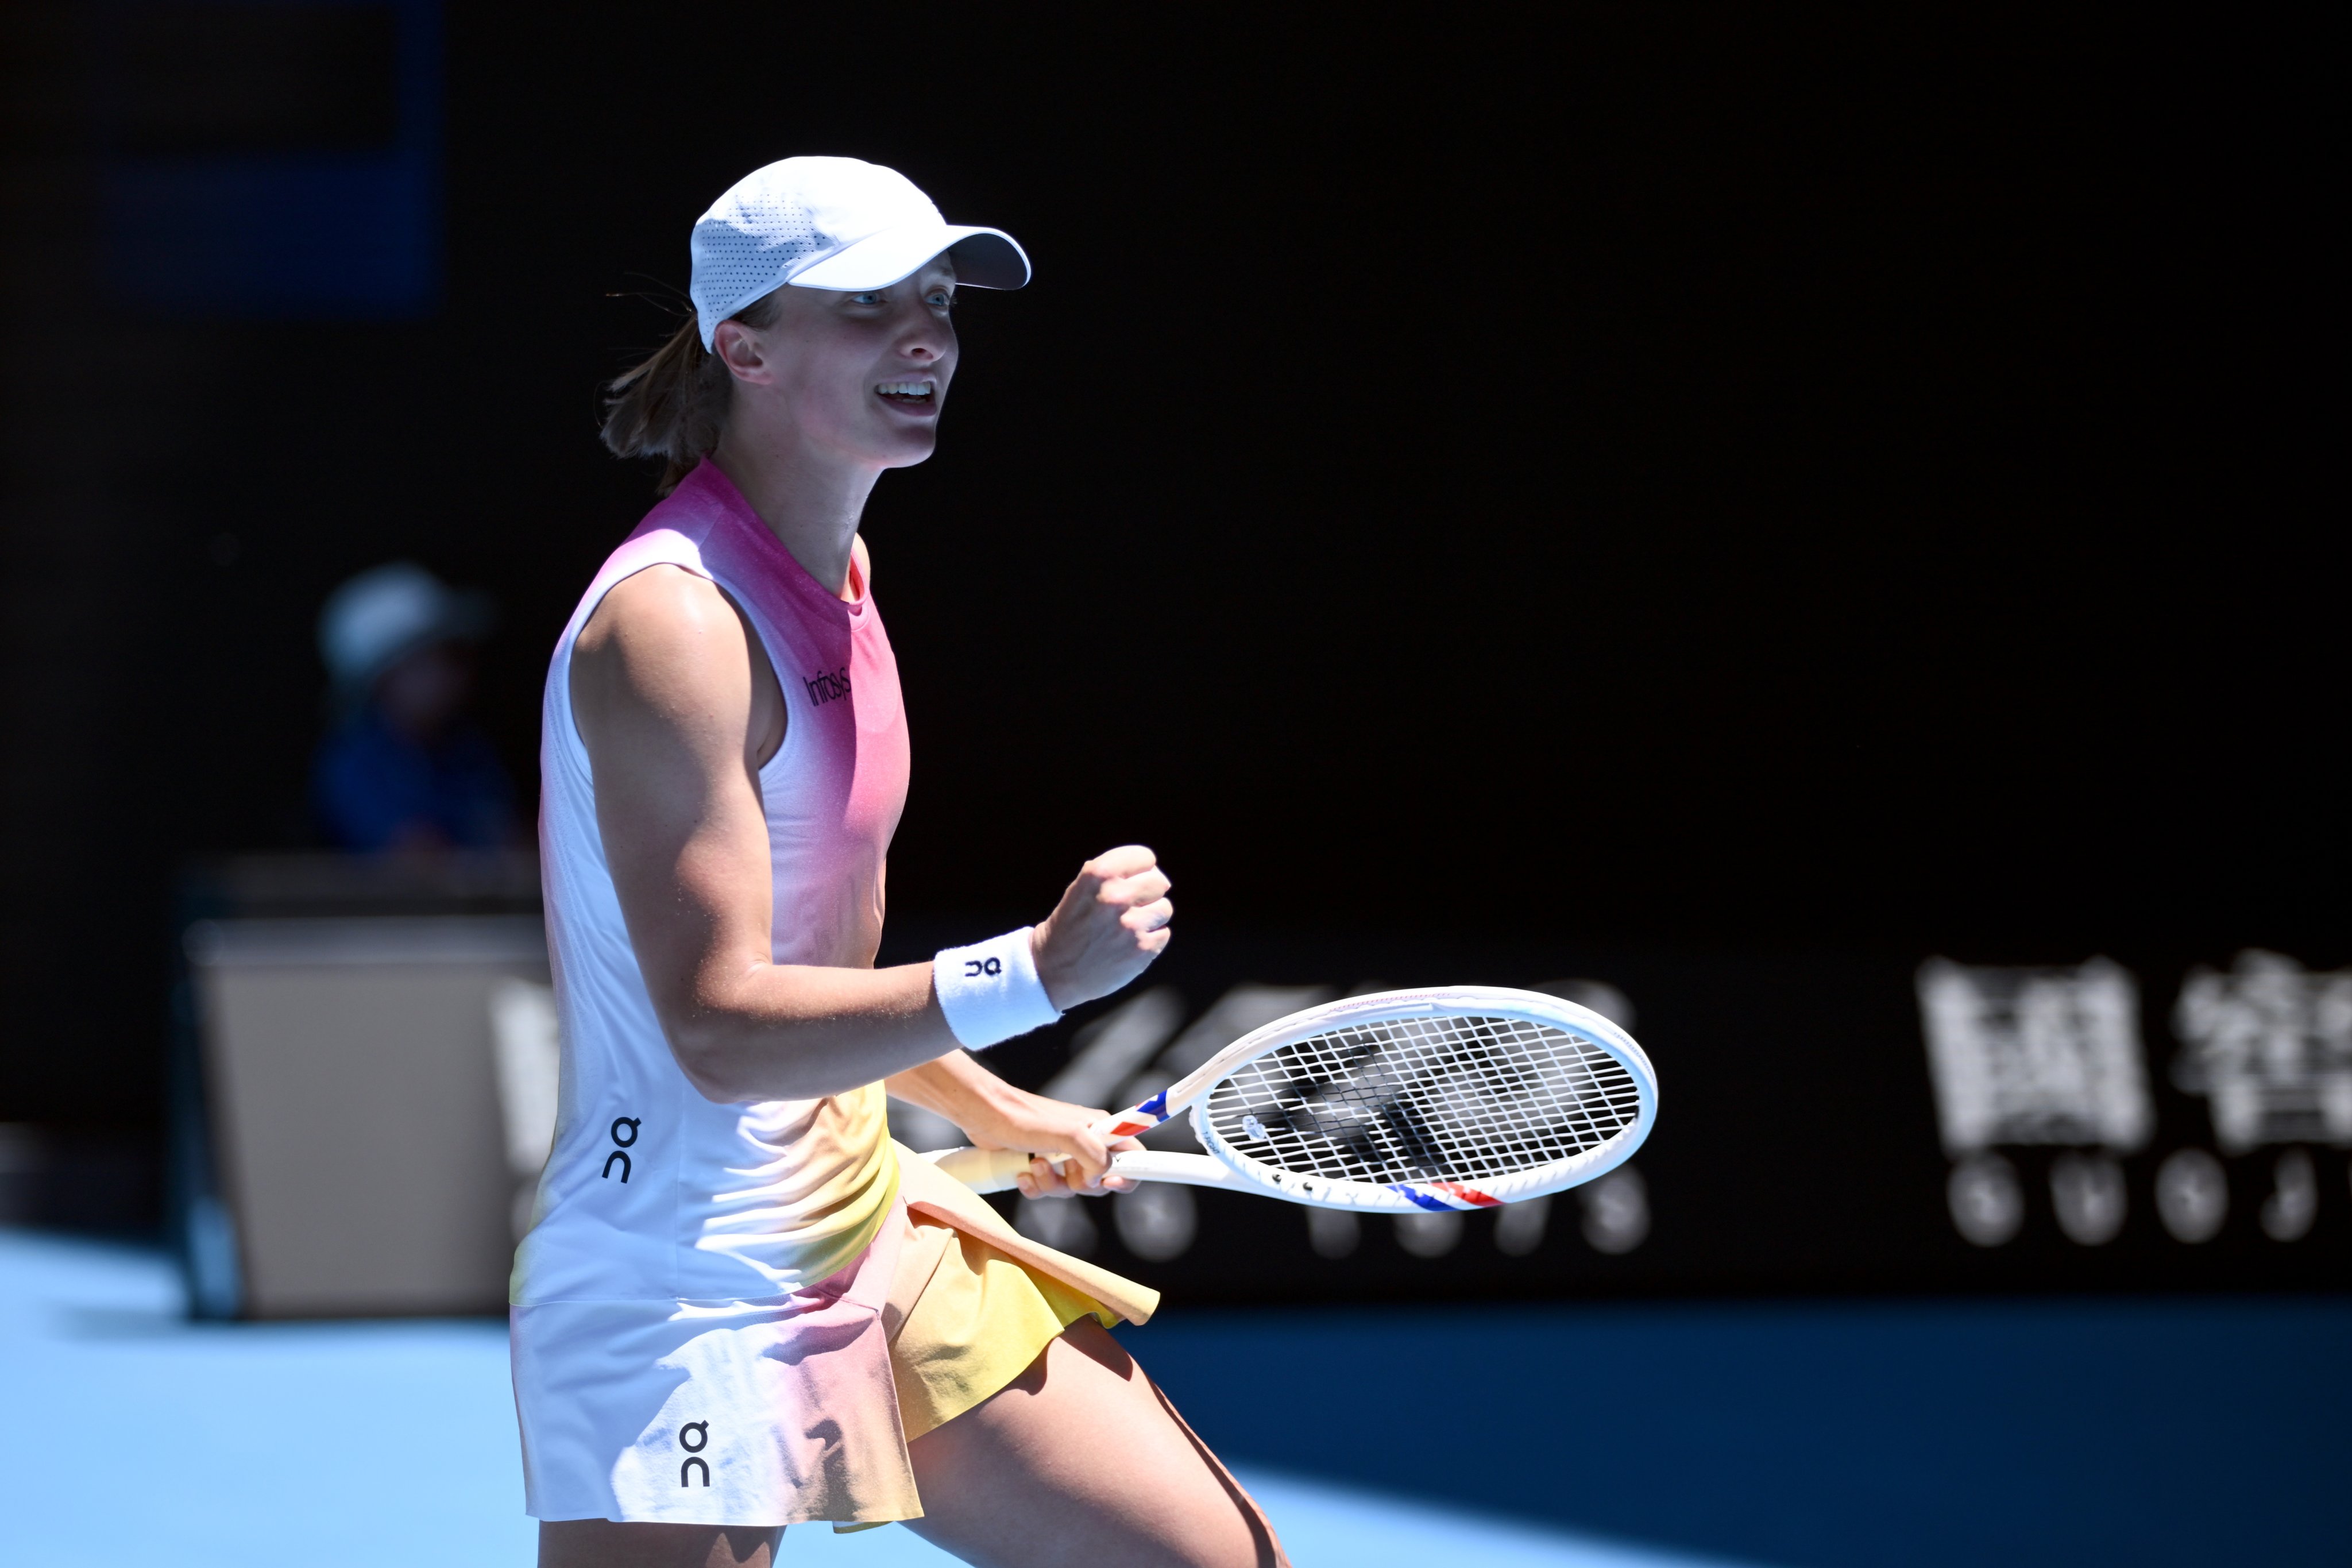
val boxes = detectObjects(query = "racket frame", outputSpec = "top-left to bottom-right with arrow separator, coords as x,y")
1176,985 -> 1654,1212
928,985 -> 1655,1214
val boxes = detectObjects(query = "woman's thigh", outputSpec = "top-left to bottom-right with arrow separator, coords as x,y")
536,1519 -> 781,1568
903,1318 -> 1287,1568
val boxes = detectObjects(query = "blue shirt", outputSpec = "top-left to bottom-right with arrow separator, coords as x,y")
311,705 -> 518,852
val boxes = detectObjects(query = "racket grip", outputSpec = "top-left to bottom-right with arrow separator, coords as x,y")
922,1146 -> 1238,1194
921,1145 -> 1044,1194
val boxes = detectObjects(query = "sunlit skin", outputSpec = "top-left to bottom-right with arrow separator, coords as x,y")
549,252 -> 1283,1568
707,256 -> 964,584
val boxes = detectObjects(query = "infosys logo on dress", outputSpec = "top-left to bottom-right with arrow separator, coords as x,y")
804,667 -> 851,705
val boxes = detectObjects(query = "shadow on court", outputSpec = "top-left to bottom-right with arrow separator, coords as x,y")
1122,1296 -> 2352,1568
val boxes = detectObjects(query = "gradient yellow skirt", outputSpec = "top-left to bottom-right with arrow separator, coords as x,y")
883,1208 -> 1119,1440
880,1136 -> 1161,1440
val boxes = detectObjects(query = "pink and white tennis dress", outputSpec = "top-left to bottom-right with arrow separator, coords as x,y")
511,459 -> 918,1525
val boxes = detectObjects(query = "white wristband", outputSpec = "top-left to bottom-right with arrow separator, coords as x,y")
933,928 -> 1061,1049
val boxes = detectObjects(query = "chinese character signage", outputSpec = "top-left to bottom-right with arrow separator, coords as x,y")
1918,949 -> 2351,1257
855,926 -> 2352,1302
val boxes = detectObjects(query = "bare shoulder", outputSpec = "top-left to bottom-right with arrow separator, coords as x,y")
574,564 -> 751,721
579,563 -> 740,658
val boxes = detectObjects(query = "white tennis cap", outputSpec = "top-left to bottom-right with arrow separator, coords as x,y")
688,156 -> 1029,349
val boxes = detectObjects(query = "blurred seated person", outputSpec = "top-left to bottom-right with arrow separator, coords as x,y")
312,562 -> 520,853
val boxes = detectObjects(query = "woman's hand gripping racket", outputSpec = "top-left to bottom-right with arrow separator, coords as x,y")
920,986 -> 1656,1213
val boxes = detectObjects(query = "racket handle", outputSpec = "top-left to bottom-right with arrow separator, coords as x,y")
918,1146 -> 1239,1194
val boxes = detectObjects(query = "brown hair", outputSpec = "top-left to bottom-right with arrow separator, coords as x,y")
600,289 -> 785,495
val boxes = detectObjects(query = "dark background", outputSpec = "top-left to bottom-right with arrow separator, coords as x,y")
1,6 -> 2340,1227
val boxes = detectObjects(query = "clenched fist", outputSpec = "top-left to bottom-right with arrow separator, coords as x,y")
1030,845 -> 1172,1013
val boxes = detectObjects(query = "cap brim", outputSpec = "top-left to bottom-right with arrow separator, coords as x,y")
787,222 -> 1030,292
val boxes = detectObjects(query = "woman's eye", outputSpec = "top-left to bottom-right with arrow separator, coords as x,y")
850,291 -> 885,306
927,292 -> 953,309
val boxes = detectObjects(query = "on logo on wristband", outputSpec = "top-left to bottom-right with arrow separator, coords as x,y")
935,928 -> 1059,1049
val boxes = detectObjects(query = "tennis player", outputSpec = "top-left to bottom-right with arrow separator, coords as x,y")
511,157 -> 1287,1568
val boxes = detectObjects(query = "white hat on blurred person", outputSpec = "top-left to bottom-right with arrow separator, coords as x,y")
688,156 -> 1030,349
318,562 -> 495,700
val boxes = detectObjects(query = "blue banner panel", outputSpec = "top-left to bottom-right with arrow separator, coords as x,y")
99,0 -> 440,318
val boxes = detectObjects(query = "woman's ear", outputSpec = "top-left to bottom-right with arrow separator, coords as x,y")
710,319 -> 773,386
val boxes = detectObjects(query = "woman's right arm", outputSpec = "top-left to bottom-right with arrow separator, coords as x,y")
569,566 -> 1172,1146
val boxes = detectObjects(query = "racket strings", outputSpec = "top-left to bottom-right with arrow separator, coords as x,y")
1203,1015 -> 1640,1186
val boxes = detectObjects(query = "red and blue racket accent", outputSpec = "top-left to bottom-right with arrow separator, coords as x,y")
1102,1090 -> 1171,1140
1388,1180 -> 1505,1211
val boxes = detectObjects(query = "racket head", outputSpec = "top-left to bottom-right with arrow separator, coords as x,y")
1181,985 -> 1656,1212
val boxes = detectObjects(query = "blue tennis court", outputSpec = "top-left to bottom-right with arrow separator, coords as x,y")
3,1228 -> 2342,1566
0,1230 -> 1736,1567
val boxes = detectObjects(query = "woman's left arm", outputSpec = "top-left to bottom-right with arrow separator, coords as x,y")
886,1052 -> 1142,1199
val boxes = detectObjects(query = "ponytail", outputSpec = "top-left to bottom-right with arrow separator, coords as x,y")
600,288 -> 785,495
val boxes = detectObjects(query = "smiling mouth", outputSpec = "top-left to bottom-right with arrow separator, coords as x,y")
876,380 -> 937,411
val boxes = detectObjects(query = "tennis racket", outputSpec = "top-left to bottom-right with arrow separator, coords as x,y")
920,985 -> 1655,1212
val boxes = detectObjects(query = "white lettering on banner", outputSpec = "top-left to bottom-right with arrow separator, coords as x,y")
2049,1152 -> 2128,1245
2262,1148 -> 2318,1242
1577,1167 -> 1650,1254
1947,1154 -> 2025,1247
1394,1210 -> 1463,1258
1115,1183 -> 1196,1261
1493,1193 -> 1550,1257
1014,1192 -> 1099,1257
1306,1207 -> 1361,1259
1917,957 -> 2154,1156
2171,950 -> 2352,1154
2155,1148 -> 2229,1243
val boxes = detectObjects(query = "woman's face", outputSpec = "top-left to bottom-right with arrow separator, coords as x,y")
714,256 -> 959,470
